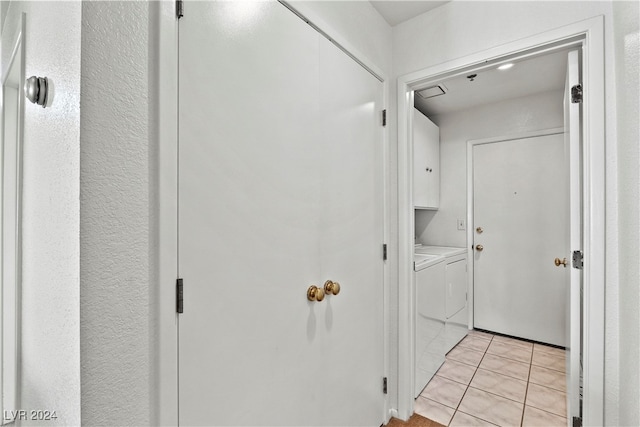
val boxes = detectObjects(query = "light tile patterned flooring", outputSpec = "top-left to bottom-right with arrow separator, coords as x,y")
415,330 -> 567,426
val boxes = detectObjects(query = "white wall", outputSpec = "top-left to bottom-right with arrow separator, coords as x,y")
613,1 -> 640,424
392,2 -> 630,422
1,1 -> 81,425
79,2 -> 152,425
415,90 -> 564,247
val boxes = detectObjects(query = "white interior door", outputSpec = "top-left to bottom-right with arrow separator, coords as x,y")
178,2 -> 384,425
473,132 -> 567,346
564,49 -> 583,423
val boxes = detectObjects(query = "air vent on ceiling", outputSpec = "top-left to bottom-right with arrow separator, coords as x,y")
416,84 -> 447,99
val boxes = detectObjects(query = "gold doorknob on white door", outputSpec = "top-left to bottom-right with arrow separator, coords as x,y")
554,257 -> 568,267
475,244 -> 484,251
324,280 -> 341,295
307,285 -> 325,302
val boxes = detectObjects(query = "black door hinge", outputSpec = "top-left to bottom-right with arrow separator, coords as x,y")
177,278 -> 184,313
382,109 -> 387,127
572,416 -> 582,427
572,250 -> 584,270
383,244 -> 388,261
571,84 -> 583,103
176,0 -> 184,19
383,377 -> 388,394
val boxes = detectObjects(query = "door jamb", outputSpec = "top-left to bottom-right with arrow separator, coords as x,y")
156,2 -> 392,425
155,1 -> 178,425
396,16 -> 605,424
466,127 -> 565,334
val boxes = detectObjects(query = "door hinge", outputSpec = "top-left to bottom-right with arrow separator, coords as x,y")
176,0 -> 184,19
572,416 -> 582,427
382,109 -> 387,127
383,244 -> 387,260
571,84 -> 583,103
177,278 -> 184,313
383,377 -> 388,394
572,250 -> 584,270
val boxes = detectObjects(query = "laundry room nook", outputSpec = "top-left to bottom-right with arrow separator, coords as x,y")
408,46 -> 584,425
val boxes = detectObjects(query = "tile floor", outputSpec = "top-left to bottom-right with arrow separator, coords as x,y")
415,330 -> 567,427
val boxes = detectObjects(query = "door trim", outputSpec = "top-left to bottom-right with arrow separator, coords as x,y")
466,127 -> 565,335
155,1 -> 179,425
396,16 -> 605,424
156,2 -> 391,425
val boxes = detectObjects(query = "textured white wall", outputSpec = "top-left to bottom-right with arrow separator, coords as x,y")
392,2 -> 626,422
613,1 -> 640,424
1,1 -> 81,425
80,2 -> 152,425
415,90 -> 564,247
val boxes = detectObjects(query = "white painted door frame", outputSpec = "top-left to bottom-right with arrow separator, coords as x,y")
1,13 -> 26,422
155,1 -> 392,425
397,16 -> 605,424
466,127 -> 566,344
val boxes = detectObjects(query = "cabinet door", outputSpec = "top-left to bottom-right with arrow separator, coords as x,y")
413,108 -> 439,209
426,124 -> 440,208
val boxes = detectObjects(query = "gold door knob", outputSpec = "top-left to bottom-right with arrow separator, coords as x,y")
307,285 -> 325,302
475,244 -> 484,251
476,227 -> 483,234
324,280 -> 341,295
554,257 -> 568,267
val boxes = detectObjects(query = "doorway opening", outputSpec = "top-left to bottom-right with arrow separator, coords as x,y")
396,17 -> 604,426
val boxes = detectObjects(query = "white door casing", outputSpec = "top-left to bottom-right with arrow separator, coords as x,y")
177,2 -> 384,425
564,49 -> 583,423
1,14 -> 25,421
472,131 -> 567,347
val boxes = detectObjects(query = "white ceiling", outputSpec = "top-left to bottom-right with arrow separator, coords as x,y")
414,48 -> 571,116
370,1 -> 449,26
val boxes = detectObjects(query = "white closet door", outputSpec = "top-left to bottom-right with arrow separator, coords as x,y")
473,133 -> 567,346
178,2 -> 384,425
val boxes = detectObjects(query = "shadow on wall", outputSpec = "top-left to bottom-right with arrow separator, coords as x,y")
415,210 -> 437,242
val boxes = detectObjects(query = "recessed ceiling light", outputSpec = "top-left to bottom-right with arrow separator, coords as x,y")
498,63 -> 514,70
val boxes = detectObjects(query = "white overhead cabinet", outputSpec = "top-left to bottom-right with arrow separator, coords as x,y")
413,108 -> 440,209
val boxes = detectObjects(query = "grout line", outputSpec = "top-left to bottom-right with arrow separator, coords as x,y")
525,402 -> 569,420
519,342 -> 534,426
